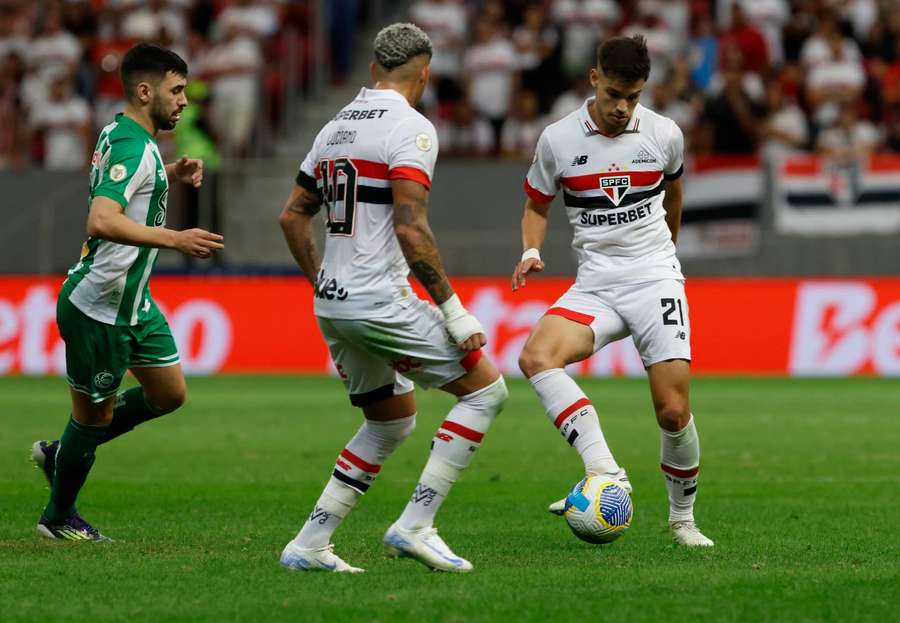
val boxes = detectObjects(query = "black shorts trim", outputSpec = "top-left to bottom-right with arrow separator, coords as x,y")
349,383 -> 396,407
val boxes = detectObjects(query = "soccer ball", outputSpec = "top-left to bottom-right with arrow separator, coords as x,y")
563,477 -> 633,544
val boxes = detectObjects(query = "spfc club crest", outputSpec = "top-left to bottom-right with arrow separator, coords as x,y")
599,174 -> 631,206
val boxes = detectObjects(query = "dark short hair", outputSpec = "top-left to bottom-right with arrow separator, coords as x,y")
597,35 -> 650,84
121,43 -> 188,98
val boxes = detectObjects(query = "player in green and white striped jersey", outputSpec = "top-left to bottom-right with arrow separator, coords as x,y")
31,44 -> 224,541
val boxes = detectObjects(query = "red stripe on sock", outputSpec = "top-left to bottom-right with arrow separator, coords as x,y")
460,349 -> 483,372
439,420 -> 484,443
660,463 -> 699,478
553,397 -> 591,429
545,307 -> 595,325
339,449 -> 382,474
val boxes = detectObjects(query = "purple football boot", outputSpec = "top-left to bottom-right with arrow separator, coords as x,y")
37,513 -> 108,541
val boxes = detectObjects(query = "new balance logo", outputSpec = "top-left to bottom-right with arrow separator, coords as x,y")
410,484 -> 438,506
675,330 -> 686,341
632,149 -> 656,164
571,155 -> 589,166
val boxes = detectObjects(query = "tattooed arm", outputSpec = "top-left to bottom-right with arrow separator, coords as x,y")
391,179 -> 453,304
278,185 -> 322,286
391,178 -> 484,351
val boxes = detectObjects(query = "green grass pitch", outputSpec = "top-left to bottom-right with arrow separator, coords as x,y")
1,375 -> 898,622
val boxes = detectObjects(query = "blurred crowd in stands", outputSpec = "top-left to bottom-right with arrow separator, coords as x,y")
411,0 -> 900,161
5,0 -> 900,170
0,0 -> 367,171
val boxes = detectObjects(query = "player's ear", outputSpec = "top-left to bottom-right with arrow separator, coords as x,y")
136,80 -> 152,104
420,62 -> 430,87
589,67 -> 600,89
370,61 -> 379,83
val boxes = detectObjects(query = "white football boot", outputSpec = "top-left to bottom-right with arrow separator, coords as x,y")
670,521 -> 714,547
548,468 -> 632,515
280,542 -> 364,573
383,523 -> 473,573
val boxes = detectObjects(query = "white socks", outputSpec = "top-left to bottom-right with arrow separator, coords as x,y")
529,368 -> 619,476
397,377 -> 508,530
294,415 -> 416,548
660,415 -> 701,523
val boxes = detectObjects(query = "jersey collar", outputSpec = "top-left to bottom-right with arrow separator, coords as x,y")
116,113 -> 156,142
578,99 -> 643,137
356,87 -> 409,105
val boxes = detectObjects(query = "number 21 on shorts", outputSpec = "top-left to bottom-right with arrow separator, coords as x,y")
660,297 -> 685,326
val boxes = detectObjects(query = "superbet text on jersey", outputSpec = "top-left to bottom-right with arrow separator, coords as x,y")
525,101 -> 685,289
295,87 -> 438,319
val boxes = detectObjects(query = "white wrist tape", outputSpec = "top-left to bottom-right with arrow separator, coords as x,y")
439,294 -> 484,344
521,248 -> 541,262
438,294 -> 465,320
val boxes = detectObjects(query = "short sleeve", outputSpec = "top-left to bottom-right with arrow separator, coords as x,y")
386,115 -> 438,190
664,121 -> 684,181
296,143 -> 319,194
94,138 -> 151,209
524,128 -> 558,203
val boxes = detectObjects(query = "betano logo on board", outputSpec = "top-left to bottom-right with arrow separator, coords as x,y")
0,277 -> 897,377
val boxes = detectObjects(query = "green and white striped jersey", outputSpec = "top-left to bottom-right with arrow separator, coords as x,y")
62,114 -> 169,326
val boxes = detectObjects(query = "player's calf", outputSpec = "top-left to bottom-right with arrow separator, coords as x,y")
659,414 -> 708,541
530,368 -> 620,476
396,376 -> 507,531
286,413 -> 416,555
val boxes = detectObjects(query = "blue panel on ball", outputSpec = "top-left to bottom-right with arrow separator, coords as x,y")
598,483 -> 632,526
566,491 -> 591,512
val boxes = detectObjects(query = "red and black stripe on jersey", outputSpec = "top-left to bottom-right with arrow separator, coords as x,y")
303,158 -> 430,206
559,166 -> 682,211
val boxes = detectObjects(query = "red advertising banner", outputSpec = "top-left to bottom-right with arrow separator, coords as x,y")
0,276 -> 898,376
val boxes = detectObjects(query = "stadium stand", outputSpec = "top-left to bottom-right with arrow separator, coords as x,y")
0,0 -> 376,168
0,0 -> 898,277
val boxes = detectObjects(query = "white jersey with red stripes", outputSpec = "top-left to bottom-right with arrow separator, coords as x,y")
297,87 -> 438,319
525,100 -> 685,289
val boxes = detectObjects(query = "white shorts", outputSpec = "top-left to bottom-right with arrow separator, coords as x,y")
317,295 -> 481,407
547,279 -> 691,367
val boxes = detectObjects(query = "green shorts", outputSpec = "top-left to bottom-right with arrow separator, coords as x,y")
57,294 -> 180,403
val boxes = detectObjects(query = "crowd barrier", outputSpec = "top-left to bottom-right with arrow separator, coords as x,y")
1,276 -> 897,377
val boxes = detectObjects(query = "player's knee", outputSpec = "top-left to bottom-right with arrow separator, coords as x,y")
464,376 -> 508,416
149,384 -> 187,415
654,398 -> 690,431
363,413 -> 417,454
518,347 -> 555,378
